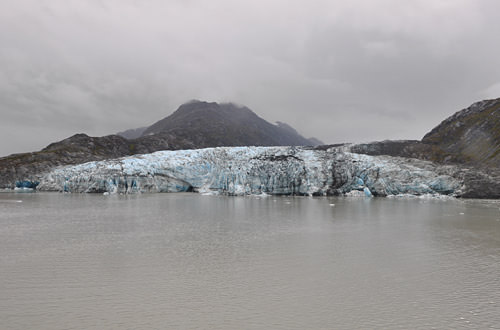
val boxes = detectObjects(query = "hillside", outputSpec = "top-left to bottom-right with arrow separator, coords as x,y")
0,134 -> 130,188
422,98 -> 500,166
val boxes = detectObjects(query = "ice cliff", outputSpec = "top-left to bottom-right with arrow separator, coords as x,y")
37,146 -> 463,197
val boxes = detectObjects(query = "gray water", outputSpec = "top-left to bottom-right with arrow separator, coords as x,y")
1,193 -> 499,329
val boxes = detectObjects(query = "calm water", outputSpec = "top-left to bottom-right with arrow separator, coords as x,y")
1,193 -> 500,329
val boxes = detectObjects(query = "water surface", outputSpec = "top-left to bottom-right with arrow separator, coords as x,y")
1,193 -> 499,329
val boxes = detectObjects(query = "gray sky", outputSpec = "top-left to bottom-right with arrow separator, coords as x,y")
2,0 -> 500,156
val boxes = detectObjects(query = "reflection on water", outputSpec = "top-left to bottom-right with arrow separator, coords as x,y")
1,193 -> 500,329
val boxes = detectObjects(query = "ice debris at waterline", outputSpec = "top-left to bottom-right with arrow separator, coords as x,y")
11,180 -> 39,192
15,180 -> 39,189
35,146 -> 464,197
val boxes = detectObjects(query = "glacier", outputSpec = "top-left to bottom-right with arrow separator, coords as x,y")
36,146 -> 463,197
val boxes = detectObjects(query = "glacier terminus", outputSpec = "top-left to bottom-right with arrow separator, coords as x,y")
36,146 -> 466,197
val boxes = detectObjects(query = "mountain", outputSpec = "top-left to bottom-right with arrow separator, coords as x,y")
422,98 -> 500,166
139,101 -> 322,147
348,98 -> 500,167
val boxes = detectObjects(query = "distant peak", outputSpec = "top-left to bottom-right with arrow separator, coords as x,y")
138,100 -> 314,146
180,100 -> 248,109
177,100 -> 217,110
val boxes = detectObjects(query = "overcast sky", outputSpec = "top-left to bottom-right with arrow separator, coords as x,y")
1,0 -> 500,156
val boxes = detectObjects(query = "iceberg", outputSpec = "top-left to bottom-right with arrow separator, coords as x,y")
36,146 -> 463,197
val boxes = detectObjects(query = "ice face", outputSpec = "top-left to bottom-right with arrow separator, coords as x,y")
36,146 -> 463,197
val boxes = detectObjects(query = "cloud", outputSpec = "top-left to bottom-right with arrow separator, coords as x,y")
1,0 -> 500,156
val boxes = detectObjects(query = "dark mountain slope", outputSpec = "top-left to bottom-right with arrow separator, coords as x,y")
0,134 -> 131,188
0,132 -> 198,188
141,101 -> 320,147
117,126 -> 147,139
422,98 -> 500,166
